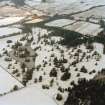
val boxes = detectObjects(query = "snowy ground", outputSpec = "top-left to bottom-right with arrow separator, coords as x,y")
45,19 -> 76,27
0,67 -> 23,95
0,84 -> 56,105
45,19 -> 103,36
72,6 -> 105,21
64,21 -> 103,36
24,0 -> 105,16
0,17 -> 24,26
0,27 -> 22,37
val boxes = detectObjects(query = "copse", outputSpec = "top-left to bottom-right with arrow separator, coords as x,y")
64,78 -> 105,105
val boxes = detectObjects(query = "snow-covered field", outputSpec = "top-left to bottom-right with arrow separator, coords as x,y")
25,0 -> 78,7
24,0 -> 105,16
64,21 -> 103,36
45,19 -> 76,27
0,27 -> 22,37
0,84 -> 56,105
0,17 -> 24,26
0,67 -> 23,95
0,0 -> 105,16
72,6 -> 105,21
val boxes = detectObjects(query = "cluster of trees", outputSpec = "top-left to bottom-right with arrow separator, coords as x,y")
22,68 -> 34,86
64,78 -> 105,105
61,72 -> 71,81
50,68 -> 57,77
53,57 -> 68,68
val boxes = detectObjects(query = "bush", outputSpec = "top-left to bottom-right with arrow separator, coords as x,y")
42,85 -> 49,89
13,85 -> 19,91
61,72 -> 71,81
80,66 -> 88,73
39,76 -> 43,82
7,40 -> 12,43
56,93 -> 63,101
50,68 -> 57,77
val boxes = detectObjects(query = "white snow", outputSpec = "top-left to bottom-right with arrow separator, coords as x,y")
0,85 -> 57,105
25,0 -> 78,7
24,0 -> 105,16
0,67 -> 23,94
45,19 -> 76,27
0,27 -> 22,37
0,17 -> 24,26
64,21 -> 103,36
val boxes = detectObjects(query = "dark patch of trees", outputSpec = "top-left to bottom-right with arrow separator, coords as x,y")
64,78 -> 105,105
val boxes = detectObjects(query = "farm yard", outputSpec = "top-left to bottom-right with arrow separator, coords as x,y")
0,84 -> 57,105
0,27 -> 22,38
0,66 -> 23,95
28,0 -> 105,16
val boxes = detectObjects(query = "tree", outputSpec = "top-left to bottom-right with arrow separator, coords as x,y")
80,66 -> 88,73
21,63 -> 26,70
50,68 -> 57,77
100,19 -> 105,28
56,93 -> 63,101
61,72 -> 71,81
39,76 -> 43,82
65,79 -> 105,105
13,85 -> 19,91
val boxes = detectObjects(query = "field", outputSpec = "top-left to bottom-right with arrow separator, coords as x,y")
64,21 -> 103,36
0,17 -> 24,26
0,84 -> 56,105
0,67 -> 23,95
0,27 -> 22,37
72,6 -> 105,21
45,19 -> 76,27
